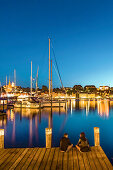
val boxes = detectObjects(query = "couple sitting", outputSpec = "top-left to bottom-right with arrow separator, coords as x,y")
60,132 -> 90,152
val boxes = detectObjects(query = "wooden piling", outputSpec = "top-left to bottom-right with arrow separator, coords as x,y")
45,128 -> 52,148
94,127 -> 100,146
0,129 -> 4,148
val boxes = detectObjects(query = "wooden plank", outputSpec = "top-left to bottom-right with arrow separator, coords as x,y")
51,147 -> 59,170
94,146 -> 108,169
63,151 -> 68,170
21,148 -> 38,170
0,148 -> 11,160
9,148 -> 29,170
91,147 -> 102,170
0,149 -> 7,156
45,148 -> 55,170
82,152 -> 91,170
98,146 -> 113,170
68,149 -> 73,170
0,148 -> 16,166
73,147 -> 79,170
76,149 -> 85,170
15,148 -> 33,170
0,148 -> 19,169
39,148 -> 51,170
33,148 -> 46,170
27,148 -> 42,170
0,146 -> 110,170
4,148 -> 25,170
86,150 -> 97,170
56,150 -> 63,170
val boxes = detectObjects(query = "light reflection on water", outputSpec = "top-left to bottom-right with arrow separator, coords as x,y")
0,99 -> 113,164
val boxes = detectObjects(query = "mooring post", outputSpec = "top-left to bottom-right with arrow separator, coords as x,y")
45,128 -> 52,148
94,127 -> 100,146
0,129 -> 4,148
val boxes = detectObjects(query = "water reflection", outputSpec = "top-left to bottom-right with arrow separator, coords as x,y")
0,99 -> 112,130
5,99 -> 112,147
0,115 -> 7,127
68,99 -> 111,117
0,99 -> 113,164
29,116 -> 32,146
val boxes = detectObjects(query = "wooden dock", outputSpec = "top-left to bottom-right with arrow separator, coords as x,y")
0,146 -> 112,170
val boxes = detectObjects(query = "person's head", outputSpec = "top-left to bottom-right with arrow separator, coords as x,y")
64,133 -> 68,138
80,132 -> 85,138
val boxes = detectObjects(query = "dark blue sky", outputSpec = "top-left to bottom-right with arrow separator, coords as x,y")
0,0 -> 113,88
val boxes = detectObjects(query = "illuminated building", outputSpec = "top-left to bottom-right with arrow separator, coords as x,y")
99,86 -> 110,91
73,85 -> 83,92
84,85 -> 97,93
79,92 -> 95,99
3,79 -> 16,93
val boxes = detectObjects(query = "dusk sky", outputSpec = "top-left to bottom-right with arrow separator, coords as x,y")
0,0 -> 113,88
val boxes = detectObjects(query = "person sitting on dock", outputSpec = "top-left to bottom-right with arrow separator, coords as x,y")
76,132 -> 90,152
60,133 -> 73,152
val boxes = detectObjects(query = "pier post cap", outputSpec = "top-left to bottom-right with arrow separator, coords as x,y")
45,128 -> 52,134
94,127 -> 100,133
0,129 -> 4,136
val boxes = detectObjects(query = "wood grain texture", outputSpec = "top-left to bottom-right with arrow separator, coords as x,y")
0,146 -> 111,170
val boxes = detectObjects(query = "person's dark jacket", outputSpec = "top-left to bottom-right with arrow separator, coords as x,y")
60,137 -> 71,151
77,137 -> 89,148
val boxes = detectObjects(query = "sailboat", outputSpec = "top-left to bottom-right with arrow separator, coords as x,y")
14,39 -> 66,109
42,38 -> 66,108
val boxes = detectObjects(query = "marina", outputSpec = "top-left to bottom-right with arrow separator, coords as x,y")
0,0 -> 113,168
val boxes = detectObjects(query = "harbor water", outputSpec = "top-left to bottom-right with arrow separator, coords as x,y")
1,99 -> 113,164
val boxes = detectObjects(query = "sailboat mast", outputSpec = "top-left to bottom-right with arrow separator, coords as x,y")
31,61 -> 32,96
51,60 -> 52,94
0,82 -> 2,93
14,69 -> 16,91
6,76 -> 7,86
6,76 -> 7,92
36,67 -> 39,93
49,38 -> 51,96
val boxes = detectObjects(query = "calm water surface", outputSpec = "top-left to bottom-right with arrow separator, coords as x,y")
1,99 -> 113,164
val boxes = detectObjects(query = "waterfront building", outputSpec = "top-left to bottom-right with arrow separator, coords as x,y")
73,85 -> 83,92
84,85 -> 97,93
64,87 -> 72,92
99,86 -> 110,91
79,92 -> 95,99
3,80 -> 15,93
